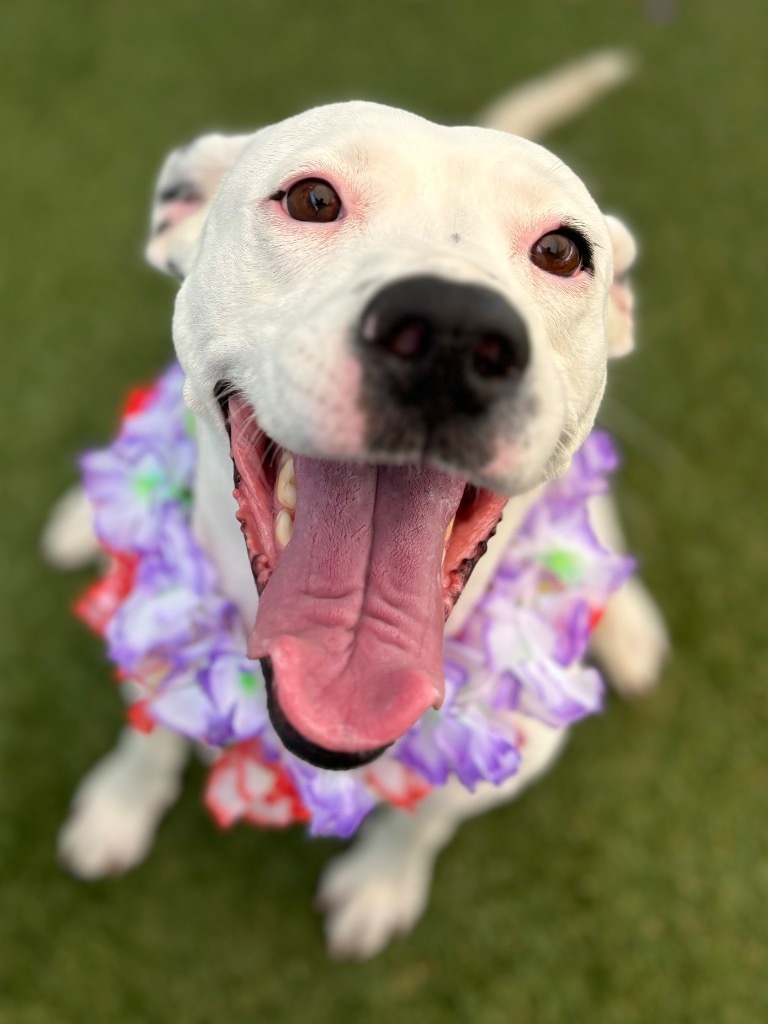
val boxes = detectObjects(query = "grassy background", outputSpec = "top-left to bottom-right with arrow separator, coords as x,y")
2,0 -> 767,1021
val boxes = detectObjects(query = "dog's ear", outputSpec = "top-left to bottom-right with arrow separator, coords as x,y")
145,132 -> 252,278
604,214 -> 637,359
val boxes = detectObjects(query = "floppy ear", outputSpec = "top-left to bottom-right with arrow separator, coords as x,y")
145,132 -> 252,278
604,214 -> 637,358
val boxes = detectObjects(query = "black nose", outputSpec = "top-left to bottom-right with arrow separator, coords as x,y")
358,275 -> 529,424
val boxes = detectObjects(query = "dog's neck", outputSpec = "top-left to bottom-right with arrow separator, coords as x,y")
190,417 -> 541,641
192,419 -> 260,629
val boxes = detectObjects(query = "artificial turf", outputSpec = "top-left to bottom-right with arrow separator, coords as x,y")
1,1 -> 767,1021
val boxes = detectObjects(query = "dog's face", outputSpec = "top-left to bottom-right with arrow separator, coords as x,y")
147,101 -> 636,769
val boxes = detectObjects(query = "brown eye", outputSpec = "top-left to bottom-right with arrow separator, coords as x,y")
530,232 -> 584,277
285,179 -> 341,222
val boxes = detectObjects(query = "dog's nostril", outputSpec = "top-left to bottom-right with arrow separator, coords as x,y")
472,332 -> 523,379
381,317 -> 433,361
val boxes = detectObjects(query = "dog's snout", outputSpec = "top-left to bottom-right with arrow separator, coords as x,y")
359,275 -> 529,422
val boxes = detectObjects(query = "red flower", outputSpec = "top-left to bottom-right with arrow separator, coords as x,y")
205,741 -> 310,829
121,382 -> 159,419
73,552 -> 138,636
364,759 -> 432,812
126,699 -> 156,734
587,604 -> 606,632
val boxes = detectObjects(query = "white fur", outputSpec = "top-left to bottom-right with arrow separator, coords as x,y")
58,726 -> 188,878
40,485 -> 100,570
49,53 -> 667,958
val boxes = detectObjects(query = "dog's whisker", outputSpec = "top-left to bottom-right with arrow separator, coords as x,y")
240,415 -> 284,488
263,439 -> 280,469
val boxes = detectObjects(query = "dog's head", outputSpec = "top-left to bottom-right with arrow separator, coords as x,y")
146,102 -> 636,769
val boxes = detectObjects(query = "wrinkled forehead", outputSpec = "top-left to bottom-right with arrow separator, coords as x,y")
226,101 -> 605,234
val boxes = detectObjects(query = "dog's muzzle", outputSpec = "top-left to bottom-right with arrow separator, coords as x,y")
358,274 -> 529,428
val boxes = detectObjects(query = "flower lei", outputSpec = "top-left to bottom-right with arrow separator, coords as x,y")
76,363 -> 633,839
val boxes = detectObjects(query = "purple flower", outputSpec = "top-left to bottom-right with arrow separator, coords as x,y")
107,582 -> 231,675
81,364 -> 195,554
546,429 -> 620,505
150,680 -> 214,737
287,761 -> 377,838
82,443 -> 180,552
136,511 -> 220,595
496,661 -> 604,728
200,649 -> 269,743
396,662 -> 522,790
129,648 -> 268,746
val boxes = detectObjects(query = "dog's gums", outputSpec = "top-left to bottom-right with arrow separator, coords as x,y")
215,381 -> 507,765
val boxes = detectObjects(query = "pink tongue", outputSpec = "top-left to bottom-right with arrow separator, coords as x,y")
248,459 -> 465,753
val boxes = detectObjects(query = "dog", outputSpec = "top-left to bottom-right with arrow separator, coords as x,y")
44,52 -> 668,959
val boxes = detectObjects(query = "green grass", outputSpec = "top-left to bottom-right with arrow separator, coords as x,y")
2,1 -> 767,1021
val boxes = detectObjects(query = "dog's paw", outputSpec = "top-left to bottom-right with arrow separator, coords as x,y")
591,578 -> 669,698
58,789 -> 159,880
317,837 -> 432,960
41,485 -> 100,570
58,745 -> 181,879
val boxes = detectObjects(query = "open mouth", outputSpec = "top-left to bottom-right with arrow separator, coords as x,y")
216,383 -> 507,769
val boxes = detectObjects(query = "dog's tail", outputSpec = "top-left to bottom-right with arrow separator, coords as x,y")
479,49 -> 633,140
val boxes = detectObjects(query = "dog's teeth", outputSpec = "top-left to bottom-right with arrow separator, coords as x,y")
276,456 -> 297,510
445,516 -> 456,543
442,517 -> 456,568
275,509 -> 294,548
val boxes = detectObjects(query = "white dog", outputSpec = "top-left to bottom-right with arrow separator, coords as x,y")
46,53 -> 667,959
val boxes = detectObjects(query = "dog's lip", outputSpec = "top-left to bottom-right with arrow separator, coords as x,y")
216,382 -> 507,762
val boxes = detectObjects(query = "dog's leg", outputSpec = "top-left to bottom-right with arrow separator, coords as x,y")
318,717 -> 566,959
588,493 -> 669,697
58,726 -> 189,879
41,485 -> 100,570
